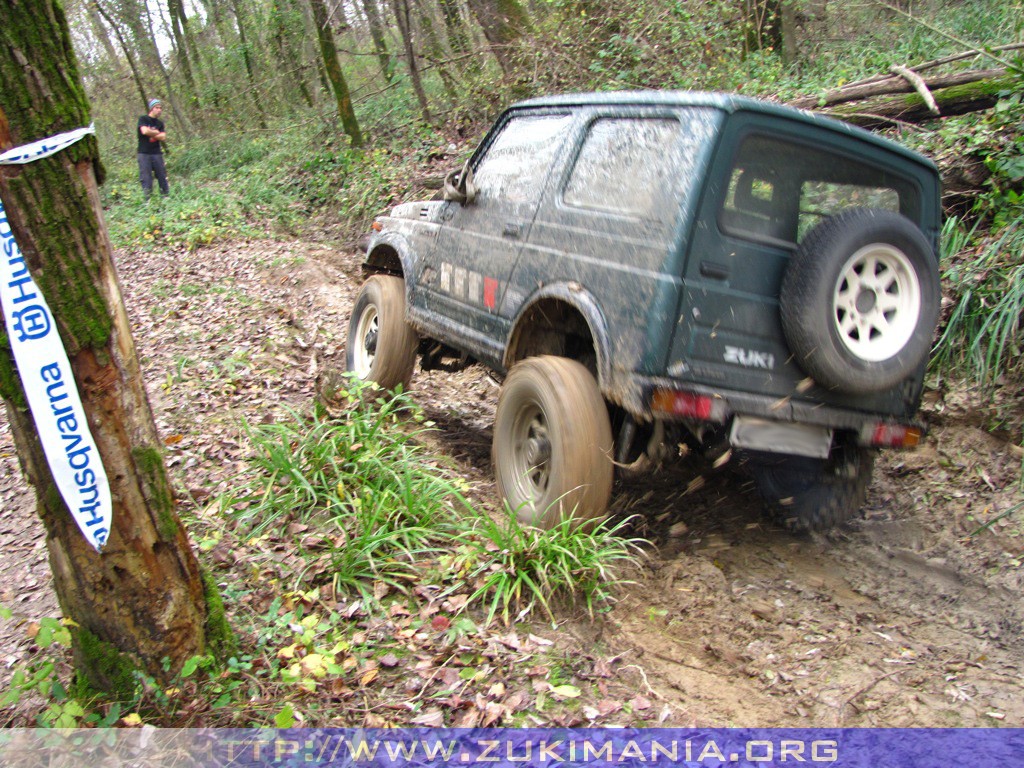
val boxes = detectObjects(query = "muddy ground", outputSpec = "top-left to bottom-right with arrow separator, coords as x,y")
1,240 -> 1021,727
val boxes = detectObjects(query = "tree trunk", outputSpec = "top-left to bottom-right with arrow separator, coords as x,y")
308,0 -> 364,146
230,0 -> 269,129
361,0 -> 395,82
814,74 -> 1017,128
788,67 -> 1006,109
464,0 -> 530,74
0,0 -> 231,695
199,0 -> 233,46
93,0 -> 149,111
167,0 -> 198,95
780,0 -> 798,67
86,0 -> 122,71
390,0 -> 434,124
438,0 -> 470,55
271,0 -> 315,108
413,0 -> 458,105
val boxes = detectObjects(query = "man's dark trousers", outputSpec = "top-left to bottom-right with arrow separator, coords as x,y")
138,153 -> 169,198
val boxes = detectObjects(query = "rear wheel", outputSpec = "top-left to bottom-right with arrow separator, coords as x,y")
749,447 -> 875,532
346,275 -> 418,390
493,356 -> 613,529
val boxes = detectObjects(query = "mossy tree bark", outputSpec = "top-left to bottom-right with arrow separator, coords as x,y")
817,74 -> 1018,129
308,0 -> 365,147
0,0 -> 229,695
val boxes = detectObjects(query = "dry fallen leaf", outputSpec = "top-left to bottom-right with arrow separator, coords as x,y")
410,709 -> 445,727
630,695 -> 653,711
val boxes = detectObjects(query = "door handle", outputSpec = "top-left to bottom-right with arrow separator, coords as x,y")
700,260 -> 730,280
502,222 -> 523,239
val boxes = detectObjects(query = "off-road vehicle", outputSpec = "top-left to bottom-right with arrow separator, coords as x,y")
347,91 -> 941,531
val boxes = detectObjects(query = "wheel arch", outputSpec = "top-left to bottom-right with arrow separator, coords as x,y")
504,284 -> 612,388
364,232 -> 414,280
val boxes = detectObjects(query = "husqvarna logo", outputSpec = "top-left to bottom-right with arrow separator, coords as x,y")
12,304 -> 51,342
724,345 -> 775,370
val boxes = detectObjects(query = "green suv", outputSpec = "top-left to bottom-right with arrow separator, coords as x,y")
348,91 -> 942,531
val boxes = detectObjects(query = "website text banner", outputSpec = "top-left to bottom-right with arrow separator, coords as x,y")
0,728 -> 1021,767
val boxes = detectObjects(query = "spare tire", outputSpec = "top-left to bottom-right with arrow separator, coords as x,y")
780,208 -> 940,394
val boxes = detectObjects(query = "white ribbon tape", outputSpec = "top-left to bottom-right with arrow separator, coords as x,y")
0,126 -> 111,551
0,124 -> 95,166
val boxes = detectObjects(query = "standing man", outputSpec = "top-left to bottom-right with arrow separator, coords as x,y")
137,98 -> 169,199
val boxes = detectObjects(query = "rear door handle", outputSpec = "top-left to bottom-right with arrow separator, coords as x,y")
502,222 -> 523,239
700,260 -> 730,280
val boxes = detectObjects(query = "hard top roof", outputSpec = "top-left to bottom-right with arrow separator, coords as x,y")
510,90 -> 937,171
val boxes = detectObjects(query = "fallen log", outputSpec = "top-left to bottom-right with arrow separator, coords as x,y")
788,67 -> 1005,109
812,74 -> 1018,129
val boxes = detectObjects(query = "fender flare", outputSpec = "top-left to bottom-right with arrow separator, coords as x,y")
365,231 -> 417,281
505,283 -> 612,388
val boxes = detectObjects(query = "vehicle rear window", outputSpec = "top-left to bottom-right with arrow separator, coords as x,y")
474,114 -> 572,204
720,134 -> 920,245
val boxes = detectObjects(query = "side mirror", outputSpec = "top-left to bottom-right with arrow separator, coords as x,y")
442,160 -> 477,205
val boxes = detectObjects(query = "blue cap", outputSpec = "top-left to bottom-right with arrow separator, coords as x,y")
148,99 -> 162,110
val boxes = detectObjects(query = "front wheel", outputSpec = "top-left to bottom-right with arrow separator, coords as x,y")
493,356 -> 613,529
345,275 -> 418,391
749,447 -> 876,532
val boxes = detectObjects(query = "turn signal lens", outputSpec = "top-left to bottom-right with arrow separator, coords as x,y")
866,424 -> 922,448
651,389 -> 715,420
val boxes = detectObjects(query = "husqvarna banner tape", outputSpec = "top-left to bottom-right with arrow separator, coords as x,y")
0,126 -> 111,551
0,123 -> 95,165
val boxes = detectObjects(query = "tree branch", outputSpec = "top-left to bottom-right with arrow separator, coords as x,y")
890,65 -> 939,115
872,1 -> 1021,71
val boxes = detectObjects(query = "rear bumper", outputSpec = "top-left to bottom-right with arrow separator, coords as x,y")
634,379 -> 925,444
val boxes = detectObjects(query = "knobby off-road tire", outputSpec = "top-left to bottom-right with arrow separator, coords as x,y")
493,356 -> 613,529
781,208 -> 940,394
346,275 -> 418,391
750,448 -> 876,532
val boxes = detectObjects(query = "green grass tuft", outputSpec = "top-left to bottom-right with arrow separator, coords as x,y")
453,510 -> 645,626
933,216 -> 1024,385
221,377 -> 642,619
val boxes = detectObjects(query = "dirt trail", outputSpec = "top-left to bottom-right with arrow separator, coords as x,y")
417,363 -> 1024,726
1,240 -> 1021,726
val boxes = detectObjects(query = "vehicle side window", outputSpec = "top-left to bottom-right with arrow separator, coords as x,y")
474,114 -> 572,204
720,134 -> 918,245
563,118 -> 682,219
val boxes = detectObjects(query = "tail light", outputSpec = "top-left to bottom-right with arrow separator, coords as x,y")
863,423 -> 922,448
650,389 -> 725,421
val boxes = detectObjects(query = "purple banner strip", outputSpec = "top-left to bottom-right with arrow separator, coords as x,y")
0,728 -> 1020,766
